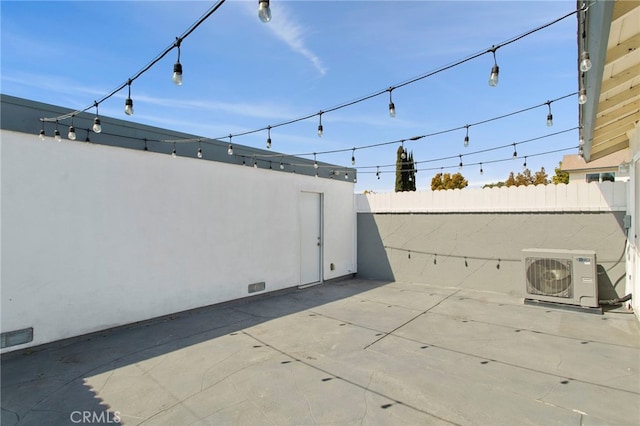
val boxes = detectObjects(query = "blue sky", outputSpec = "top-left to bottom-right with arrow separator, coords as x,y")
1,0 -> 580,192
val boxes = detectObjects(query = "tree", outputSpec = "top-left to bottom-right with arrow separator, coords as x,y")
395,146 -> 416,192
431,172 -> 468,190
503,167 -> 549,187
552,162 -> 569,184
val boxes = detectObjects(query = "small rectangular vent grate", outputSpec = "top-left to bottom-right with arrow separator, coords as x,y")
1,327 -> 34,348
248,282 -> 266,293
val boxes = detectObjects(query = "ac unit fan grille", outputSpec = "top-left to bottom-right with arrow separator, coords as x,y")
525,257 -> 573,298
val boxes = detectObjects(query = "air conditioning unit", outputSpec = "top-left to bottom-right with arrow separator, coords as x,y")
522,249 -> 599,309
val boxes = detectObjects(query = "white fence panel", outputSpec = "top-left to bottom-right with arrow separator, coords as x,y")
357,182 -> 627,213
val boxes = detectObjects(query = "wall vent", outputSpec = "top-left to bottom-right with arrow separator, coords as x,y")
248,282 -> 266,293
1,327 -> 34,348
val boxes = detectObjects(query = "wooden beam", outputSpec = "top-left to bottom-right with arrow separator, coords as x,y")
597,86 -> 640,112
600,63 -> 640,93
590,134 -> 630,160
605,32 -> 640,64
596,98 -> 640,128
611,1 -> 639,21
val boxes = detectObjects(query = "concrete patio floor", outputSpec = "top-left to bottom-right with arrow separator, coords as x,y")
2,278 -> 639,426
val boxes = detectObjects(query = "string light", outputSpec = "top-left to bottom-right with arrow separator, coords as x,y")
579,6 -> 591,72
92,102 -> 102,133
545,101 -> 553,126
376,166 -> 380,180
464,125 -> 470,147
254,159 -> 258,168
313,153 -> 318,169
512,143 -> 518,159
400,141 -> 407,160
580,51 -> 592,72
227,134 -> 233,155
67,121 -> 77,141
479,162 -> 484,175
143,138 -> 148,151
458,154 -> 463,169
317,111 -> 323,137
388,87 -> 396,117
85,129 -> 91,143
197,141 -> 203,158
172,38 -> 183,86
38,4 -> 580,160
38,121 -> 45,141
258,0 -> 271,23
578,87 -> 587,105
266,126 -> 272,149
523,156 -> 528,169
172,142 -> 177,158
124,80 -> 134,115
280,162 -> 284,170
488,46 -> 499,87
54,121 -> 62,142
351,148 -> 356,166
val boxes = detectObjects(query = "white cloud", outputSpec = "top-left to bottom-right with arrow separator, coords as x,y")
238,1 -> 327,76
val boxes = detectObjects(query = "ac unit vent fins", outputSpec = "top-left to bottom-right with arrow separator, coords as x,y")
525,257 -> 573,299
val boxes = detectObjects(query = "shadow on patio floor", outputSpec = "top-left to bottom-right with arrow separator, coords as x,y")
2,278 -> 639,425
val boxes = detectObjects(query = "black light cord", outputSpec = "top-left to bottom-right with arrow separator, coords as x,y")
40,0 -> 227,123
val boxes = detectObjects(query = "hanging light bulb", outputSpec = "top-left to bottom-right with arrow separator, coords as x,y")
124,80 -> 134,116
400,141 -> 407,160
68,125 -> 76,141
458,154 -> 463,170
488,46 -> 499,87
388,87 -> 396,118
254,159 -> 258,168
480,163 -> 484,175
351,148 -> 356,166
280,162 -> 284,170
580,51 -> 592,72
579,136 -> 585,146
172,143 -> 177,158
344,172 -> 349,180
546,101 -> 553,127
38,121 -> 46,140
143,138 -> 148,151
172,38 -> 183,86
258,0 -> 271,23
512,143 -> 518,159
464,125 -> 470,147
54,122 -> 62,142
578,87 -> 587,105
317,112 -> 323,137
266,126 -> 272,149
523,156 -> 528,169
313,153 -> 319,169
578,146 -> 584,158
227,135 -> 233,155
92,102 -> 102,133
197,142 -> 203,158
376,166 -> 380,180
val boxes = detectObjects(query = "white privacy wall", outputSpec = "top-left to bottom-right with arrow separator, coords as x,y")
1,130 -> 356,353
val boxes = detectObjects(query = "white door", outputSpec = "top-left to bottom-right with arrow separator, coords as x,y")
300,192 -> 322,286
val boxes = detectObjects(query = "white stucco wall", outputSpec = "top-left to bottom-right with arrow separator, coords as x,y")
1,130 -> 356,353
